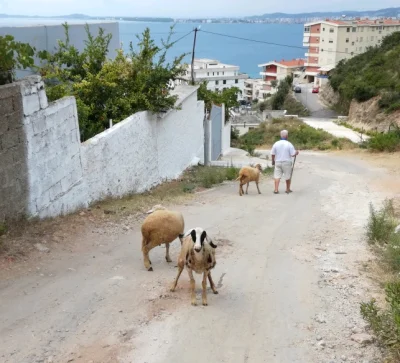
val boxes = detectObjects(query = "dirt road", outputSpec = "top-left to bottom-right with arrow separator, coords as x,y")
1,151 -> 397,363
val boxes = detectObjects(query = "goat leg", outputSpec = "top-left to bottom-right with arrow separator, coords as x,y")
142,239 -> 153,271
170,264 -> 184,292
188,269 -> 197,306
256,181 -> 261,194
208,272 -> 219,294
202,272 -> 208,306
165,242 -> 172,263
246,182 -> 249,194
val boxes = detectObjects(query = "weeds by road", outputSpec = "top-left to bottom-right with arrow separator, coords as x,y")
361,199 -> 400,362
0,166 -> 242,261
336,120 -> 400,152
237,117 -> 355,153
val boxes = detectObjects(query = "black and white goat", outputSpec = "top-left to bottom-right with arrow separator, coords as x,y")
170,227 -> 218,306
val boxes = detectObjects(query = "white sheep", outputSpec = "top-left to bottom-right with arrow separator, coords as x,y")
170,227 -> 218,306
236,163 -> 262,196
141,205 -> 184,271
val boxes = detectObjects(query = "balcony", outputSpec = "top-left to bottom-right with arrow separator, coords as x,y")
305,53 -> 319,57
260,71 -> 277,77
304,61 -> 319,67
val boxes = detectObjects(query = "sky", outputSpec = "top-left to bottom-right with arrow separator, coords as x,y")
0,0 -> 399,18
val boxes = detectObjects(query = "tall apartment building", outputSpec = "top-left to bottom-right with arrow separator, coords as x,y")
303,18 -> 400,81
182,58 -> 249,100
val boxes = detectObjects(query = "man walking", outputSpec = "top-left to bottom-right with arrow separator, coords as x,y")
271,129 -> 299,194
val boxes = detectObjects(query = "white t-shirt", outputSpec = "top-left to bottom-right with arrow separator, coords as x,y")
271,140 -> 296,162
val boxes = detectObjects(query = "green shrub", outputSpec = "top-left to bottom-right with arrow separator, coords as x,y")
0,223 -> 7,236
367,132 -> 400,152
385,233 -> 400,272
225,167 -> 238,181
329,31 -> 400,113
282,94 -> 310,117
361,281 -> 400,361
236,118 -> 355,152
366,200 -> 397,245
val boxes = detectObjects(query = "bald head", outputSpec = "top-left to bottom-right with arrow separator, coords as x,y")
280,130 -> 288,139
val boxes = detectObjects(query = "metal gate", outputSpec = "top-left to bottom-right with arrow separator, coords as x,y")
210,105 -> 222,161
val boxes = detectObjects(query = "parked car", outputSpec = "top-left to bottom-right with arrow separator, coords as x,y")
312,86 -> 320,93
294,86 -> 302,93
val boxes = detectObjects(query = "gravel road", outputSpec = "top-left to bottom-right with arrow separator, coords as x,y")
0,151 -> 395,363
294,84 -> 338,119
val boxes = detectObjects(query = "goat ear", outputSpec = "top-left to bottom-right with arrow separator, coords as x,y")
201,230 -> 207,243
190,229 -> 197,242
209,238 -> 217,249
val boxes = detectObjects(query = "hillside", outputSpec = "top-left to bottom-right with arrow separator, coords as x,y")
246,7 -> 400,20
328,31 -> 400,123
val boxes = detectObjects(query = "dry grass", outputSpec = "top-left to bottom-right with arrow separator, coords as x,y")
0,166 -> 243,263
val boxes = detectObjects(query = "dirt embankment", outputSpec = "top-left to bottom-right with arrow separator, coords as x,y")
319,83 -> 400,132
319,83 -> 340,109
347,97 -> 400,132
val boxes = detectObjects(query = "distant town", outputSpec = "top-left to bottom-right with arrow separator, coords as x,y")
1,6 -> 399,24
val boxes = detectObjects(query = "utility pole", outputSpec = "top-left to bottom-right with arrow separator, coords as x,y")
191,27 -> 200,85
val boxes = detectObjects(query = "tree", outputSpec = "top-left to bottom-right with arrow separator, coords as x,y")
0,35 -> 35,85
270,79 -> 278,89
197,81 -> 241,121
38,23 -> 187,141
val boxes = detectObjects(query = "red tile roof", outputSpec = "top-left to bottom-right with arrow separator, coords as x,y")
276,59 -> 305,67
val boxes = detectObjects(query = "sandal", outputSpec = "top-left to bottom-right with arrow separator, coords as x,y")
285,190 -> 293,194
273,191 -> 279,194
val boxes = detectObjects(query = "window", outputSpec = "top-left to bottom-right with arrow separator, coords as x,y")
235,79 -> 238,84
347,27 -> 350,32
352,27 -> 356,32
352,42 -> 355,45
222,72 -> 224,75
207,72 -> 209,76
215,88 -> 219,92
212,72 -> 215,76
217,72 -> 219,75
346,38 -> 349,43
215,80 -> 219,85
323,27 -> 325,31
304,26 -> 310,32
329,28 -> 334,33
223,80 -> 226,85
329,40 -> 333,43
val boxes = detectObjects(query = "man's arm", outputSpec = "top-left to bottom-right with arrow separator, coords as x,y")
271,144 -> 276,165
290,144 -> 299,157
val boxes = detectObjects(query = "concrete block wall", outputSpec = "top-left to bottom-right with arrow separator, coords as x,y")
82,86 -> 204,203
0,77 -> 204,219
81,112 -> 159,202
156,89 -> 205,181
0,82 -> 29,220
20,77 -> 88,218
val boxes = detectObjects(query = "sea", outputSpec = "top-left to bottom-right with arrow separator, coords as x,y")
0,18 -> 305,78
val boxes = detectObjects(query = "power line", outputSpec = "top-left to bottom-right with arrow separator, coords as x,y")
199,29 -> 360,56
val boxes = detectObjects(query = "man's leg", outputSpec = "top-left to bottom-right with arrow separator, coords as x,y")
274,178 -> 280,193
286,179 -> 292,193
273,163 -> 282,193
283,161 -> 293,193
